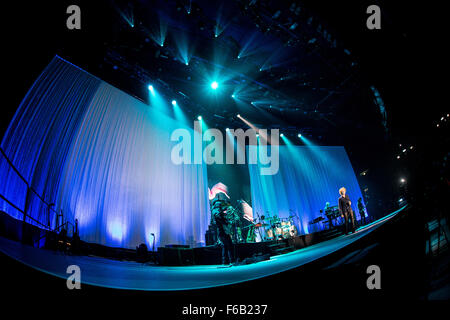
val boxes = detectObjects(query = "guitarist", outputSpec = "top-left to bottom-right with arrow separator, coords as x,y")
211,192 -> 234,265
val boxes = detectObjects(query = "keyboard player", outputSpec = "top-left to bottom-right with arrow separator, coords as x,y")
324,202 -> 334,229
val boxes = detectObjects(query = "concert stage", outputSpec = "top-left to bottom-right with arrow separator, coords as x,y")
0,205 -> 407,291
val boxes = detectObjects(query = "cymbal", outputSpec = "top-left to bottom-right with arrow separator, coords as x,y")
255,223 -> 269,227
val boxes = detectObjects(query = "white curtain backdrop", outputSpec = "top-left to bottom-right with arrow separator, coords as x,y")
0,56 -> 210,249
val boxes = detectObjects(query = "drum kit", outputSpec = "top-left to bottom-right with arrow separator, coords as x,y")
253,212 -> 298,241
224,205 -> 299,243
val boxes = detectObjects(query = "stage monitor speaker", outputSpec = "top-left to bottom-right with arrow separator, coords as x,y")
157,247 -> 195,266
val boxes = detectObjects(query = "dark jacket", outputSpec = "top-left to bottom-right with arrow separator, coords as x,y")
338,194 -> 352,216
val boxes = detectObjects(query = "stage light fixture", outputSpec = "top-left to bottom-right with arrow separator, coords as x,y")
211,81 -> 219,90
226,128 -> 230,131
397,155 -> 400,159
231,94 -> 235,98
172,100 -> 177,106
237,114 -> 241,118
280,133 -> 284,137
148,85 -> 154,95
197,115 -> 202,121
298,133 -> 302,138
400,178 -> 406,183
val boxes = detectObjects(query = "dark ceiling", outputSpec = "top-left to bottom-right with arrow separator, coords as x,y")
1,0 -> 440,198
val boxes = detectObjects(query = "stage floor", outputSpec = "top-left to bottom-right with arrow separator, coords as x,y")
0,206 -> 407,291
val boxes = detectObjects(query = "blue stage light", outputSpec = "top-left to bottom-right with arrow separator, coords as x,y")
172,100 -> 177,106
211,81 -> 219,90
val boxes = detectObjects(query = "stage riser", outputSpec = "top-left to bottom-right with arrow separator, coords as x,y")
0,210 -> 344,265
0,211 -> 50,248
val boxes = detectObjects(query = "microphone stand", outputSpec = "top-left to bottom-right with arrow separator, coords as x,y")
150,233 -> 156,264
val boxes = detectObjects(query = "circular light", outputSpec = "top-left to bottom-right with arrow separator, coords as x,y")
237,114 -> 241,118
298,134 -> 302,138
171,100 -> 177,106
400,178 -> 406,183
231,94 -> 235,98
397,155 -> 400,159
226,128 -> 230,132
280,133 -> 284,137
211,81 -> 219,90
148,85 -> 153,91
197,116 -> 202,121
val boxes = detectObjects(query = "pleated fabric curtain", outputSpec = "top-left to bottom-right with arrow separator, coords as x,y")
248,146 -> 366,235
0,56 -> 210,249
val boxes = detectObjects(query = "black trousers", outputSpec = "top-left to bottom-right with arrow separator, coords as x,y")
359,209 -> 367,225
343,210 -> 356,234
219,232 -> 233,264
